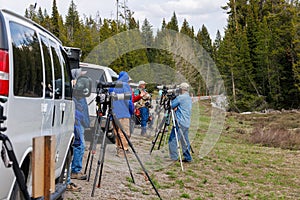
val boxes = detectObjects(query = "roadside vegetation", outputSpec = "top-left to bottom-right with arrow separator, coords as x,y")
153,100 -> 300,199
65,100 -> 300,199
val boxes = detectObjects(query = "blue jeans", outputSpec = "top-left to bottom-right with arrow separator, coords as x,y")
139,107 -> 149,128
71,124 -> 85,173
168,126 -> 192,161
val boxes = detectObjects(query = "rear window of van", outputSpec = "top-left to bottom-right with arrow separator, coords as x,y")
10,22 -> 43,97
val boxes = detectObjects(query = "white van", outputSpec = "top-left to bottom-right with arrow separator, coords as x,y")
0,9 -> 91,199
79,62 -> 118,129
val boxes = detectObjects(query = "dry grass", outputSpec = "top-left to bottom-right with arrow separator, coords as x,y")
226,110 -> 300,150
249,125 -> 300,150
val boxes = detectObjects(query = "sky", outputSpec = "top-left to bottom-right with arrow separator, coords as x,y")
0,0 -> 229,40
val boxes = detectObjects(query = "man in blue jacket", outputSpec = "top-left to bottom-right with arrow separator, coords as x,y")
70,68 -> 90,180
168,82 -> 192,162
110,71 -> 134,157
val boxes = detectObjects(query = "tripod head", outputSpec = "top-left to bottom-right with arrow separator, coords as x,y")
157,85 -> 180,110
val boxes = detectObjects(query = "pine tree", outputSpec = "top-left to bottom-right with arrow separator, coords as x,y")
141,18 -> 154,63
196,25 -> 213,56
166,12 -> 179,32
36,7 -> 45,25
51,0 -> 60,37
292,1 -> 300,95
212,30 -> 222,61
99,19 -> 112,42
180,19 -> 194,39
65,0 -> 81,45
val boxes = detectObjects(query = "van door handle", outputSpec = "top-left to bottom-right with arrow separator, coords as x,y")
60,102 -> 66,124
52,105 -> 56,127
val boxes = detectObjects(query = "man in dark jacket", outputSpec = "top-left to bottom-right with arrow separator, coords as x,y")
110,71 -> 134,157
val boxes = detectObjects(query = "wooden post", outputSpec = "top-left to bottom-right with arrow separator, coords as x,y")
32,135 -> 56,199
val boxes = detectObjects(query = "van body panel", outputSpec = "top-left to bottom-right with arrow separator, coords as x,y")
0,9 -> 74,199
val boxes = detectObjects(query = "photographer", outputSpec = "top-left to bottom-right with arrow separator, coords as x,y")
168,82 -> 192,162
135,81 -> 151,136
110,71 -> 134,157
65,68 -> 90,192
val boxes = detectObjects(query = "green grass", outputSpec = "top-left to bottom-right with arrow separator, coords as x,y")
119,100 -> 300,200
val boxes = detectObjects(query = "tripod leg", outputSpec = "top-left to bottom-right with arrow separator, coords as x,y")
91,116 -> 109,197
157,121 -> 168,150
112,114 -> 162,200
170,109 -> 184,171
157,111 -> 170,150
113,119 -> 135,184
149,131 -> 160,154
149,116 -> 167,154
85,110 -> 103,176
174,127 -> 184,171
87,118 -> 103,181
84,151 -> 90,175
84,118 -> 97,174
88,116 -> 104,181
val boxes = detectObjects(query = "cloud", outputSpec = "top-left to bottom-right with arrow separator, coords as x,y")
129,0 -> 228,38
0,0 -> 228,39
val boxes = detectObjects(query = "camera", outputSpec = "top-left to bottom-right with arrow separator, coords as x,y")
96,81 -> 132,104
97,81 -> 123,89
157,85 -> 180,100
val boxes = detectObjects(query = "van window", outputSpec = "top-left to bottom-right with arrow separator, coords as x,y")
81,67 -> 105,93
60,48 -> 72,99
10,22 -> 43,97
49,40 -> 63,99
40,35 -> 53,99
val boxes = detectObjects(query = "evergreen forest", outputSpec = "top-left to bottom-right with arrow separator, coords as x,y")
24,0 -> 300,112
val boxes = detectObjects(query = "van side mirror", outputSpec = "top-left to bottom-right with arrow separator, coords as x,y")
73,76 -> 92,97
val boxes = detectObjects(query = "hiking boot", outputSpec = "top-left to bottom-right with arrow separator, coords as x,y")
125,149 -> 132,157
180,158 -> 192,163
141,127 -> 147,135
66,182 -> 82,192
71,172 -> 87,180
116,148 -> 131,157
116,148 -> 124,157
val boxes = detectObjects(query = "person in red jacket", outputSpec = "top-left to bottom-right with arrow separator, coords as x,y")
129,80 -> 147,135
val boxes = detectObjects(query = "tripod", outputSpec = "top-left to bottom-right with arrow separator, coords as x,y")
0,102 -> 31,200
90,92 -> 162,199
84,97 -> 106,181
149,98 -> 171,154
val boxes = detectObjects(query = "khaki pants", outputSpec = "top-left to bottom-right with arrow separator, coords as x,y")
113,118 -> 130,151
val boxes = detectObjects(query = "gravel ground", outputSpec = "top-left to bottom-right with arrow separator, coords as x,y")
64,124 -> 173,200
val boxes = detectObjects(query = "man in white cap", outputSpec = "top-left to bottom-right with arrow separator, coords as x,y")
168,82 -> 192,162
135,80 -> 151,136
